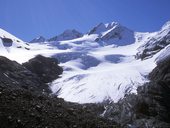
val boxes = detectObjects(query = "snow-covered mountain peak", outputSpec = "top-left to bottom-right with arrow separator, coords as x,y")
30,36 -> 46,43
88,21 -> 120,35
105,21 -> 120,29
88,23 -> 106,35
87,21 -> 135,46
161,20 -> 170,30
63,29 -> 80,34
48,29 -> 83,42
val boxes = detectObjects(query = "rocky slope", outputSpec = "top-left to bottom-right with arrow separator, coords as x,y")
0,56 -> 49,93
0,55 -> 117,128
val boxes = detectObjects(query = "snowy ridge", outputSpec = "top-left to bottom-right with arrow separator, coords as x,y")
0,28 -> 23,42
0,28 -> 70,63
1,21 -> 170,103
0,28 -> 31,58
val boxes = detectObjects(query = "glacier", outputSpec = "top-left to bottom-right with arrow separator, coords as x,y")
1,21 -> 170,103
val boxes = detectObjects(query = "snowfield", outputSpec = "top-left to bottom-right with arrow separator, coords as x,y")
1,21 -> 170,103
50,32 -> 157,103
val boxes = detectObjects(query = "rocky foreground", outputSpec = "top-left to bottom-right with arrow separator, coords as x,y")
0,55 -> 117,128
0,55 -> 170,128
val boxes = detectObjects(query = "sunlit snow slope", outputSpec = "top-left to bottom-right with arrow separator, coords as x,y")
50,22 -> 170,103
0,28 -> 71,63
50,32 -> 157,103
1,21 -> 170,103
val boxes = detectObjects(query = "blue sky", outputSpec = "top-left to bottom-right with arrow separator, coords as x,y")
0,0 -> 170,41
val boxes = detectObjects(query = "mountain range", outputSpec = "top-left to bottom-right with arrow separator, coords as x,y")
1,21 -> 170,104
1,21 -> 170,127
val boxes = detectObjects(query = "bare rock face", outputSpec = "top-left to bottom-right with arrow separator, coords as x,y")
23,55 -> 63,83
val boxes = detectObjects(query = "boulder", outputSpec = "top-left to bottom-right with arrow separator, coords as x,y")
23,55 -> 63,83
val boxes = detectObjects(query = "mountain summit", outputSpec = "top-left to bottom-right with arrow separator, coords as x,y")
29,36 -> 46,43
48,29 -> 83,42
88,22 -> 135,45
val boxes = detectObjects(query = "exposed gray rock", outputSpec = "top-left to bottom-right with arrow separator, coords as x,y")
0,56 -> 49,93
0,37 -> 13,47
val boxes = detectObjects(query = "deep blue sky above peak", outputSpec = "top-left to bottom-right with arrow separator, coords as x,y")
0,0 -> 170,41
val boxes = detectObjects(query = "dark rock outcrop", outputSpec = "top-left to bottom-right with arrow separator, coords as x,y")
23,55 -> 63,83
1,37 -> 13,43
0,56 -> 50,93
1,37 -> 13,47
